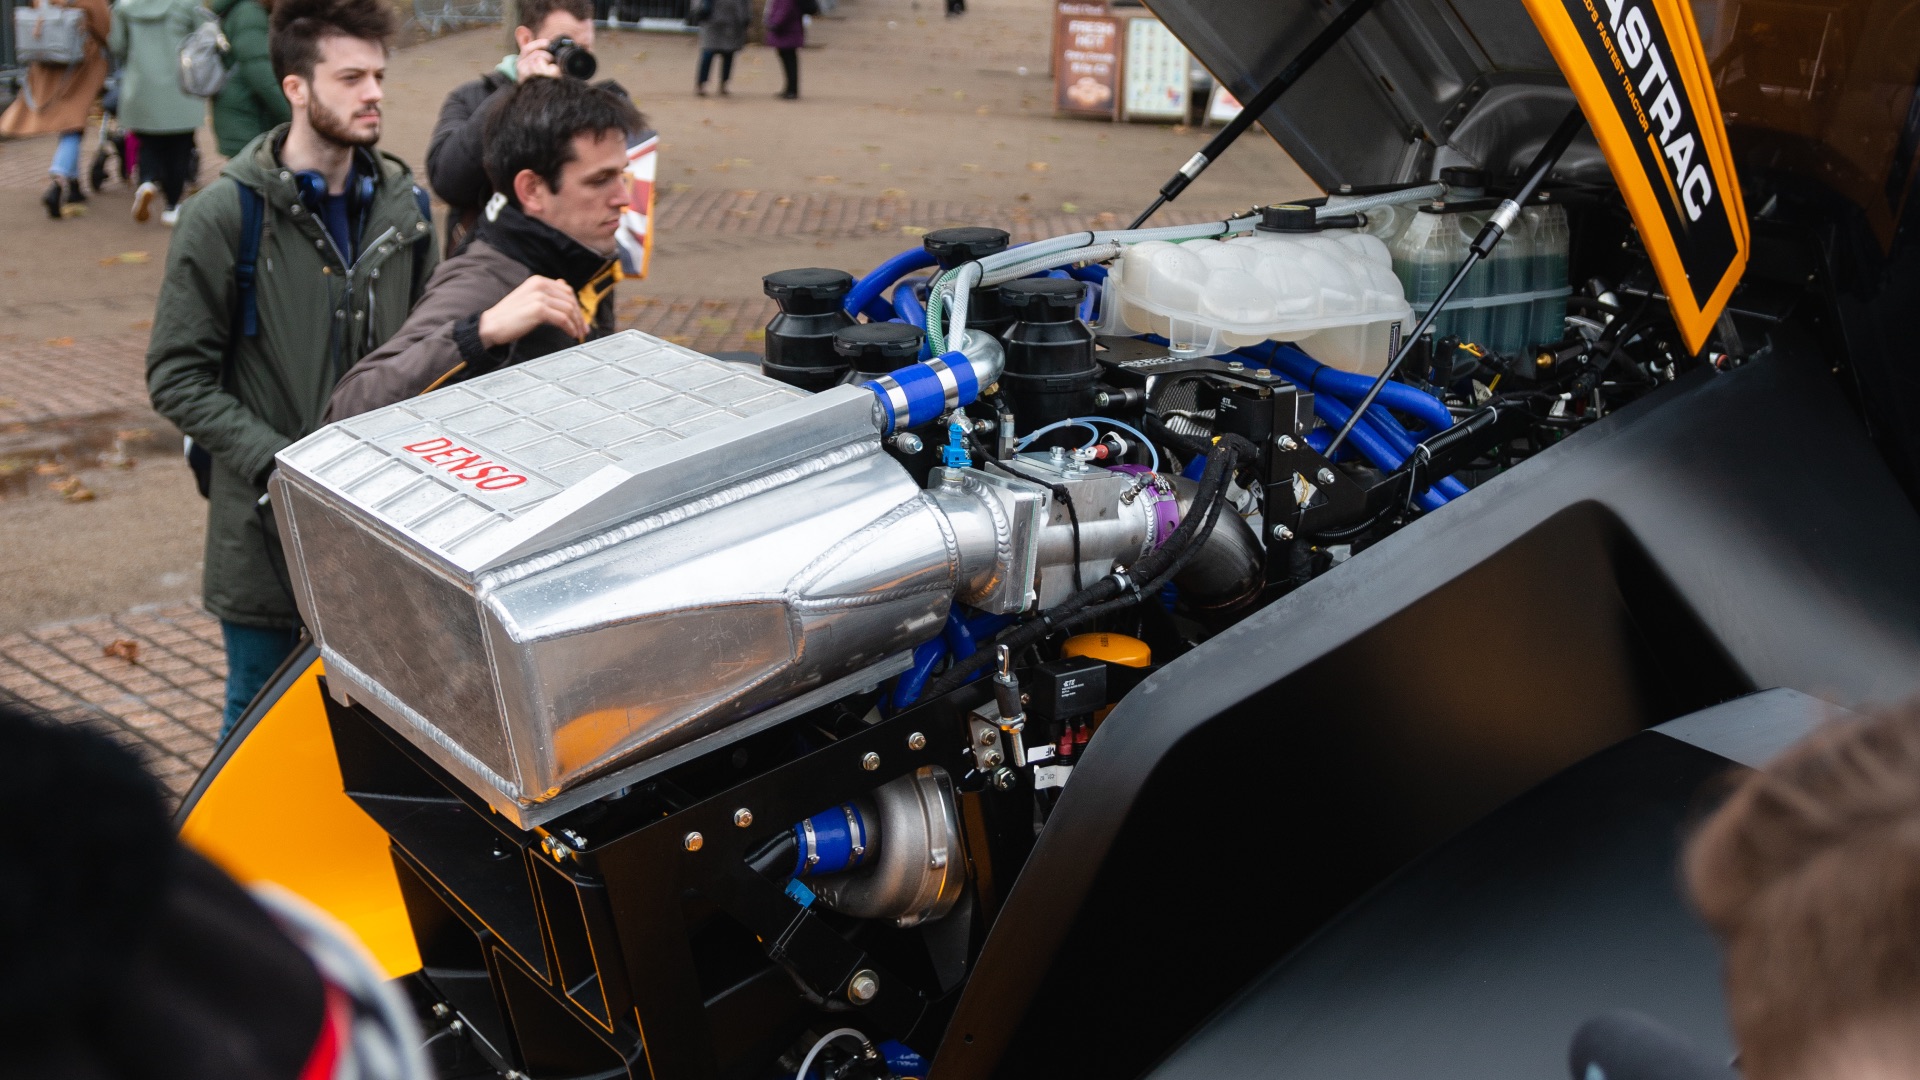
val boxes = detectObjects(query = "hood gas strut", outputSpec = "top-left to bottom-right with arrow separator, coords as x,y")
1128,0 -> 1384,230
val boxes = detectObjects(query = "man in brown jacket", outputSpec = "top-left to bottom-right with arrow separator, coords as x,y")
326,77 -> 644,420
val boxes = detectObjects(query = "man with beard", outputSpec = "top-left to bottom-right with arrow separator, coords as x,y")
146,0 -> 438,734
326,77 -> 644,419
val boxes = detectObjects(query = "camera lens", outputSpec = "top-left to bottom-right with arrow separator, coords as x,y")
549,37 -> 597,80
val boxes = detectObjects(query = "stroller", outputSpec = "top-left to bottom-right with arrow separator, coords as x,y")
87,71 -> 130,192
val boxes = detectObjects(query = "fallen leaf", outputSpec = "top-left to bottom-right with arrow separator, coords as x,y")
900,225 -> 930,237
1061,202 -> 1080,213
731,158 -> 752,166
34,463 -> 64,476
104,639 -> 140,664
45,337 -> 74,347
697,317 -> 732,331
1028,161 -> 1050,172
952,90 -> 966,100
744,328 -> 766,342
775,196 -> 793,206
1018,193 -> 1033,202
130,319 -> 152,331
100,251 -> 150,266
976,105 -> 991,115
60,203 -> 86,218
734,188 -> 758,198
870,219 -> 894,231
960,163 -> 980,172
881,188 -> 907,198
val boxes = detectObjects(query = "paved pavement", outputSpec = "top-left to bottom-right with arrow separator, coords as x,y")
0,602 -> 225,804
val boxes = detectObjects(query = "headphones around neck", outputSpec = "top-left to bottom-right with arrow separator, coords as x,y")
293,149 -> 379,252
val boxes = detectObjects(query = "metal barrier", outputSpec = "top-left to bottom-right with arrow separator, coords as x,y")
408,0 -> 693,33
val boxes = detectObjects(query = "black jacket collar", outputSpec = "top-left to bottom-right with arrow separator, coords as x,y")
476,203 -> 614,291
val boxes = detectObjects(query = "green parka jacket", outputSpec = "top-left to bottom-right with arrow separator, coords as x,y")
146,126 -> 440,629
209,0 -> 290,157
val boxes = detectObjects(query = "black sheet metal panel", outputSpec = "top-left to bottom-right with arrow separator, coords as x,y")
931,350 -> 1920,1079
1140,726 -> 1739,1080
1143,0 -> 1592,187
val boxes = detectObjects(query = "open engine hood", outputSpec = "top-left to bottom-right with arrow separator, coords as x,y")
1141,0 -> 1611,191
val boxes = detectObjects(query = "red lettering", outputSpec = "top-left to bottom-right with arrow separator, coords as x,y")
461,464 -> 510,482
439,453 -> 485,472
421,445 -> 474,465
404,437 -> 453,453
475,474 -> 529,491
398,431 -> 529,493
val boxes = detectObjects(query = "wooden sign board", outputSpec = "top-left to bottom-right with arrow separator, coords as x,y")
1121,16 -> 1189,121
1054,11 -> 1123,118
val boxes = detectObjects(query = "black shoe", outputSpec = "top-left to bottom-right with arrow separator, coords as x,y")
779,89 -> 798,99
42,180 -> 62,219
66,178 -> 86,205
696,84 -> 707,96
719,82 -> 731,96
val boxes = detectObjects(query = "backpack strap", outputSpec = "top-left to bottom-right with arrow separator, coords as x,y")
235,181 -> 265,338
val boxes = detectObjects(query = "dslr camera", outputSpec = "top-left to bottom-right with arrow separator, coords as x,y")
548,36 -> 597,79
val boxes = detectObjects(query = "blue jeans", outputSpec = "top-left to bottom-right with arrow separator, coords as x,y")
49,130 -> 81,180
697,48 -> 735,86
221,621 -> 301,735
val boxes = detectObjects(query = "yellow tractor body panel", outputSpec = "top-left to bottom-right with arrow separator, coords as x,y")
178,657 -> 421,979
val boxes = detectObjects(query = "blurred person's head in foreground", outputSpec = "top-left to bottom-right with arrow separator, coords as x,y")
0,698 -> 426,1079
1687,701 -> 1920,1080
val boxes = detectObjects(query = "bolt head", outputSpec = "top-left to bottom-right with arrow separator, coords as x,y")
990,767 -> 1017,791
907,731 -> 928,751
1316,467 -> 1337,486
978,728 -> 999,746
448,1019 -> 465,1034
983,749 -> 1004,768
1227,360 -> 1245,371
683,831 -> 704,852
733,808 -> 753,828
1253,368 -> 1274,380
861,751 -> 882,771
431,1003 -> 450,1018
1276,435 -> 1298,451
847,969 -> 880,1004
1094,390 -> 1111,407
893,432 -> 924,454
1273,524 -> 1295,540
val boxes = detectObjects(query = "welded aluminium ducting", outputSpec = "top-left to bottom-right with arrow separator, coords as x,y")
271,331 -> 1158,826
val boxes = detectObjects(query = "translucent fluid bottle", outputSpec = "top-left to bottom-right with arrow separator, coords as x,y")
1485,207 -> 1534,355
1391,204 -> 1469,344
1530,203 -> 1570,346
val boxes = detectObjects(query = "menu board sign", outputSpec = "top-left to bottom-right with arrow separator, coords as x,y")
1054,11 -> 1122,118
1122,16 -> 1189,121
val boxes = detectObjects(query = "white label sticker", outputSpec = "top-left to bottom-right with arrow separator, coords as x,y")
1034,763 -> 1073,790
1025,743 -> 1056,764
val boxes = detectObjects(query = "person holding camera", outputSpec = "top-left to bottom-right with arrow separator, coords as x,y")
326,77 -> 645,421
426,0 -> 605,252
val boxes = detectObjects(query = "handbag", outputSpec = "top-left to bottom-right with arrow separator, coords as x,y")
14,2 -> 88,66
178,7 -> 232,98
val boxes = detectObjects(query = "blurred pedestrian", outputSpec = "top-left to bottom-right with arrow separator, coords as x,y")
145,0 -> 437,734
110,0 -> 203,224
0,0 -> 112,218
427,0 -> 600,251
208,0 -> 291,156
764,0 -> 803,100
691,0 -> 749,96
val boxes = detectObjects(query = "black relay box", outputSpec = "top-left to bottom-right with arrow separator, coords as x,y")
1027,656 -> 1109,721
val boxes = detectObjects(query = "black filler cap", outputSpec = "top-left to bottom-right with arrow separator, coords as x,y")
833,322 -> 923,364
924,227 -> 1012,269
1256,203 -> 1320,233
1439,166 -> 1489,194
1001,277 -> 1086,320
763,268 -> 854,312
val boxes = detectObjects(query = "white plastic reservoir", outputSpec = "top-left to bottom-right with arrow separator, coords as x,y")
1103,231 -> 1412,374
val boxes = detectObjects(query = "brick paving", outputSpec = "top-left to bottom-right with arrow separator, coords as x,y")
0,601 -> 226,805
0,332 -> 151,429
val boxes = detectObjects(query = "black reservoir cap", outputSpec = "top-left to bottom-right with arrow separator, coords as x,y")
1002,277 -> 1086,321
924,227 -> 1012,269
1256,203 -> 1319,233
763,268 -> 854,312
1440,166 -> 1489,194
833,322 -> 923,364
